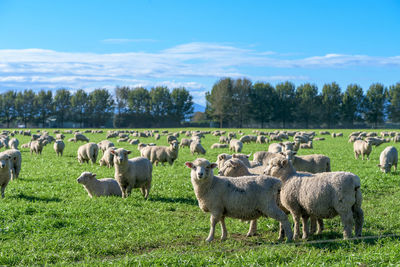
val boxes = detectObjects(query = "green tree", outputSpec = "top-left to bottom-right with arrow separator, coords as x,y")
321,82 -> 342,128
54,89 -> 72,127
170,87 -> 194,124
274,81 -> 296,128
364,83 -> 387,128
149,87 -> 172,125
387,82 -> 400,123
205,78 -> 233,128
114,86 -> 130,127
295,83 -> 319,128
35,90 -> 53,127
15,90 -> 37,128
71,89 -> 89,128
250,82 -> 276,128
88,89 -> 114,127
0,91 -> 17,127
231,78 -> 252,127
341,84 -> 364,127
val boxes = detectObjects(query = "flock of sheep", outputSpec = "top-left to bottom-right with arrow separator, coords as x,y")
0,128 -> 398,243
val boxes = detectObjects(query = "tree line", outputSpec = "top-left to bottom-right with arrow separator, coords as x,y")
0,86 -> 194,128
206,78 -> 400,128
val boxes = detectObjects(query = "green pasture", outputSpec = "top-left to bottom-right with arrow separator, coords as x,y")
1,128 -> 400,266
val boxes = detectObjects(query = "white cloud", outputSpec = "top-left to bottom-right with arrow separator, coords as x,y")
101,38 -> 158,44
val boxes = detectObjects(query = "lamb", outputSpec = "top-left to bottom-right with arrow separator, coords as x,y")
0,153 -> 11,198
8,138 -> 19,149
111,148 -> 152,198
264,157 -> 363,240
53,140 -> 65,156
77,143 -> 99,164
229,139 -> 243,153
282,151 -> 331,173
97,140 -> 115,153
99,147 -> 116,168
1,149 -> 21,180
210,143 -> 227,149
74,133 -> 90,142
353,140 -> 372,160
21,142 -> 30,149
141,141 -> 179,165
77,172 -> 122,198
190,141 -> 206,155
30,140 -> 44,155
377,146 -> 398,173
185,158 -> 293,242
179,138 -> 192,148
300,141 -> 313,149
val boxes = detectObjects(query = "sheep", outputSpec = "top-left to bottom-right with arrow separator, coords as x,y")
229,139 -> 243,153
314,137 -> 325,141
253,151 -> 283,166
392,135 -> 400,143
68,138 -> 76,142
256,135 -> 268,144
117,138 -> 129,143
97,140 -> 115,153
300,141 -> 313,149
74,133 -> 90,142
348,136 -> 361,143
53,140 -> 65,156
232,153 -> 260,168
219,136 -> 230,144
111,148 -> 152,198
2,149 -> 21,180
282,150 -> 331,173
21,142 -> 30,149
0,153 -> 11,198
353,140 -> 372,160
216,153 -> 232,170
55,133 -> 65,140
129,139 -> 139,145
365,137 -> 385,147
377,146 -> 398,173
218,158 -> 265,177
154,133 -> 160,140
268,143 -> 284,153
77,143 -> 99,164
30,140 -> 44,155
141,141 -> 179,165
239,135 -> 251,144
190,141 -> 206,155
320,131 -> 330,135
185,158 -> 293,242
8,138 -> 19,149
77,172 -> 122,198
99,147 -> 116,168
210,143 -> 227,149
179,138 -> 192,148
167,135 -> 178,144
264,157 -> 363,240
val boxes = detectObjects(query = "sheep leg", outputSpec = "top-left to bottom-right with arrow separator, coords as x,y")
264,205 -> 293,241
353,207 -> 364,237
206,214 -> 219,242
278,223 -> 286,241
339,211 -> 354,239
1,185 -> 5,198
317,219 -> 324,234
246,220 -> 257,237
301,215 -> 310,239
125,185 -> 133,197
220,216 -> 227,241
291,213 -> 302,240
310,217 -> 317,235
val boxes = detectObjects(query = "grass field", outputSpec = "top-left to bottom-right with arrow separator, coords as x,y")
1,128 -> 400,266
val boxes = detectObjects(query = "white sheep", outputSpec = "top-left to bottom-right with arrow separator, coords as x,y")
256,135 -> 268,144
239,135 -> 251,144
219,136 -> 230,144
185,158 -> 293,242
30,140 -> 44,155
232,153 -> 260,168
111,148 -> 152,198
229,139 -> 243,153
264,157 -> 363,240
353,140 -> 372,160
0,153 -> 11,198
190,141 -> 206,155
377,146 -> 398,173
77,143 -> 99,164
55,133 -> 65,140
210,143 -> 227,149
77,172 -> 122,198
300,141 -> 313,149
2,149 -> 22,180
53,140 -> 65,156
216,153 -> 232,170
8,138 -> 19,149
74,133 -> 90,142
99,147 -> 116,168
179,138 -> 192,148
282,151 -> 331,173
97,140 -> 115,153
253,151 -> 282,166
141,141 -> 179,165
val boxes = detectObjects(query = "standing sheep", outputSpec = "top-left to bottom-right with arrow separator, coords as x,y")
179,138 -> 192,149
8,138 -> 19,150
216,153 -> 232,170
77,172 -> 122,198
282,151 -> 331,173
111,148 -> 152,198
141,141 -> 179,165
0,153 -> 11,198
99,147 -> 116,168
190,141 -> 206,155
97,140 -> 115,153
229,139 -> 243,153
377,146 -> 398,173
53,140 -> 65,156
2,149 -> 22,180
185,158 -> 293,242
30,140 -> 44,155
74,133 -> 90,142
210,143 -> 227,149
353,140 -> 372,160
77,143 -> 99,164
264,157 -> 363,240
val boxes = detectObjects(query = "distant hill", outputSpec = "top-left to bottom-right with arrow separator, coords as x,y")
193,103 -> 206,113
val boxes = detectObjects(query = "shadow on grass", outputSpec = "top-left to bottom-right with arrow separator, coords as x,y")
149,195 -> 198,206
13,192 -> 62,203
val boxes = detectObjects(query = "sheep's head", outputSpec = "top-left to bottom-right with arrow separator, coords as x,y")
111,148 -> 131,164
218,158 -> 247,177
170,141 -> 179,150
185,158 -> 217,181
264,157 -> 291,179
77,172 -> 95,184
0,155 -> 10,169
216,153 -> 231,169
377,163 -> 392,173
281,150 -> 296,161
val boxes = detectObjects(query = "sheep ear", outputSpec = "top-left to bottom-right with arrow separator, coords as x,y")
218,155 -> 225,160
126,150 -> 131,154
210,163 -> 217,169
185,162 -> 193,168
92,173 -> 96,178
246,153 -> 251,158
110,150 -> 116,155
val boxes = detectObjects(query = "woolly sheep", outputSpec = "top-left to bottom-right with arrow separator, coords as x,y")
141,141 -> 179,165
53,140 -> 65,156
218,158 -> 265,177
229,139 -> 243,153
0,153 -> 11,198
210,143 -> 227,149
300,141 -> 313,149
167,135 -> 178,144
185,158 -> 293,242
99,147 -> 116,168
377,146 -> 398,173
282,151 -> 331,173
256,135 -> 268,144
365,137 -> 385,147
348,136 -> 362,143
239,135 -> 251,144
253,151 -> 283,166
264,157 -> 363,240
216,153 -> 232,170
268,143 -> 284,153
21,142 -> 30,149
77,171 -> 122,198
2,149 -> 21,180
179,138 -> 192,148
353,140 -> 372,160
190,141 -> 206,155
8,138 -> 19,149
232,153 -> 260,168
77,143 -> 99,164
74,133 -> 90,142
111,148 -> 152,198
30,140 -> 44,155
219,136 -> 230,144
55,134 -> 65,140
97,140 -> 115,153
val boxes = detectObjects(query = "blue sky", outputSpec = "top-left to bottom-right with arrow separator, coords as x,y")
0,0 -> 399,106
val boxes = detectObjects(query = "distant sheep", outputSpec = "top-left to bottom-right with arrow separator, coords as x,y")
77,171 -> 122,198
210,143 -> 227,149
99,147 -> 116,168
190,141 -> 206,155
141,141 -> 179,165
229,139 -> 243,153
353,140 -> 372,160
300,141 -> 313,149
74,133 -> 90,143
97,140 -> 115,153
282,151 -> 331,173
377,146 -> 398,173
77,143 -> 99,164
53,140 -> 65,156
179,138 -> 192,148
30,140 -> 44,155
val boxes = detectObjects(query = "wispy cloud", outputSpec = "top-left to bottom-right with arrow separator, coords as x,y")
101,38 -> 158,44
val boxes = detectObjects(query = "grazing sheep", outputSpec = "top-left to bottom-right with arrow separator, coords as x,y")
77,143 -> 99,164
77,172 -> 122,198
229,139 -> 243,153
0,153 -> 11,198
99,147 -> 116,168
117,138 -> 129,143
268,143 -> 284,153
348,136 -> 362,143
53,140 -> 65,156
190,141 -> 206,155
179,138 -> 192,148
8,138 -> 19,149
2,149 -> 21,180
111,148 -> 152,198
210,143 -> 227,149
239,135 -> 251,144
377,146 -> 398,173
282,151 -> 331,173
185,158 -> 293,242
365,137 -> 385,147
74,133 -> 90,142
314,137 -> 325,141
141,141 -> 179,165
97,140 -> 115,153
129,139 -> 139,145
300,141 -> 313,149
55,133 -> 65,140
264,157 -> 363,240
30,140 -> 44,155
256,135 -> 268,144
320,131 -> 330,135
21,142 -> 30,149
353,140 -> 372,160
219,136 -> 230,144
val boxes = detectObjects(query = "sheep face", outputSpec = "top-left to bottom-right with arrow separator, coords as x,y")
264,157 -> 290,178
282,150 -> 296,161
170,141 -> 179,150
77,172 -> 95,184
377,163 -> 391,173
0,155 -> 10,169
185,159 -> 217,181
111,148 -> 131,164
218,158 -> 242,176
